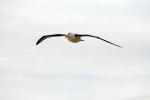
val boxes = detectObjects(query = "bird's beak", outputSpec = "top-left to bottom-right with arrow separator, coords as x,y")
65,35 -> 67,38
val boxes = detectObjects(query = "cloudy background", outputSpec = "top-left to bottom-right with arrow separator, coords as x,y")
0,0 -> 150,100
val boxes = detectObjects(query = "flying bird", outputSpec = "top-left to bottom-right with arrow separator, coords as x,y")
36,32 -> 122,48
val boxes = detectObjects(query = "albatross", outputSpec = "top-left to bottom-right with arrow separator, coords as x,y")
36,32 -> 122,48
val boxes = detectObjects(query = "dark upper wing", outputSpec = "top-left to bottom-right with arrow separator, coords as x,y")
36,34 -> 65,45
76,34 -> 122,48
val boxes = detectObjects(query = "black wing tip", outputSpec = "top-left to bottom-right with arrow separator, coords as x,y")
36,38 -> 43,45
36,36 -> 47,45
117,45 -> 123,48
112,44 -> 122,48
36,41 -> 40,45
119,46 -> 123,48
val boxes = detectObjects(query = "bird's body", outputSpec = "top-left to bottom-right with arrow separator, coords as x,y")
36,32 -> 122,48
65,32 -> 83,43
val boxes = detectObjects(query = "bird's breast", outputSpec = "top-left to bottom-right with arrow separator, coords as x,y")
66,36 -> 81,43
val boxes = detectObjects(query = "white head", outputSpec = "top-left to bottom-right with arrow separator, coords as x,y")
65,32 -> 74,38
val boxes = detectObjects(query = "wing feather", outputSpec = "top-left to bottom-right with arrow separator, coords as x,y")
76,34 -> 122,48
36,34 -> 65,45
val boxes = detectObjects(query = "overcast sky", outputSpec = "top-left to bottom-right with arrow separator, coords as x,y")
0,0 -> 150,100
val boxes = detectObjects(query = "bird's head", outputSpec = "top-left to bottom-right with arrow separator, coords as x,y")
65,32 -> 71,38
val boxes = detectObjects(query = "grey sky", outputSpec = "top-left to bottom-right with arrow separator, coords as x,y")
0,0 -> 150,100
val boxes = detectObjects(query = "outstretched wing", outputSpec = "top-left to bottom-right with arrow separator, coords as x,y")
36,34 -> 65,45
76,34 -> 122,48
